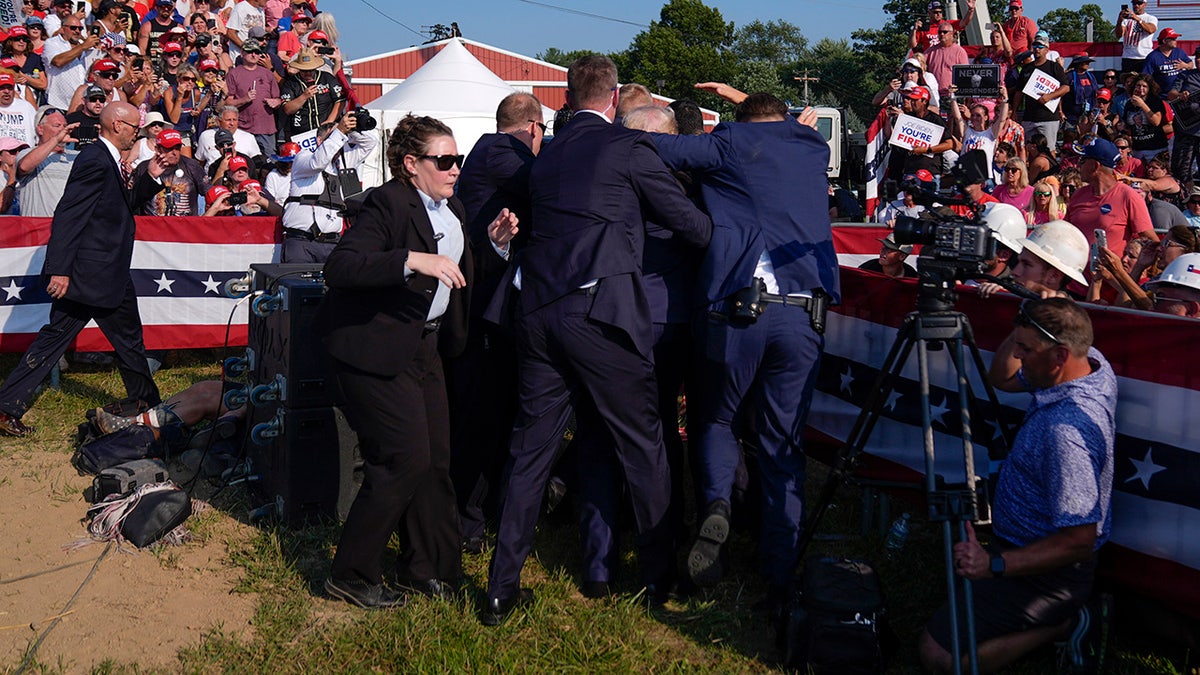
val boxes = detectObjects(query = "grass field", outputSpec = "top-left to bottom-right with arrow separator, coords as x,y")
2,352 -> 1195,674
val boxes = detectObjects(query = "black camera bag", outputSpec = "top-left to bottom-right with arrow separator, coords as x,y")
780,556 -> 892,674
71,425 -> 164,476
120,484 -> 192,548
89,459 -> 170,503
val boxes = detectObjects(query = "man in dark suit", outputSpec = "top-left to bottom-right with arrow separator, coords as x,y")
448,92 -> 542,553
481,55 -> 712,625
0,101 -> 165,437
651,87 -> 841,610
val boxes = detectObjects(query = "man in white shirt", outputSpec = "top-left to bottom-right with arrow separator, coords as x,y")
0,73 -> 38,146
224,0 -> 266,60
43,14 -> 99,109
1115,0 -> 1158,74
194,105 -> 261,168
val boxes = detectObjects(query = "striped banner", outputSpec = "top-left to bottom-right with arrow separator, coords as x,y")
0,217 -> 280,352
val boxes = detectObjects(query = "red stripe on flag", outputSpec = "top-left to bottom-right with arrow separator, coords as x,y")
0,324 -> 249,353
0,217 -> 280,248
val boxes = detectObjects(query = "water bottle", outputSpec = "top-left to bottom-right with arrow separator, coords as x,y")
884,513 -> 911,558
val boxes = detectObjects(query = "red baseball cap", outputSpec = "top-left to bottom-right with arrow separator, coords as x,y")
0,73 -> 14,87
905,86 -> 931,101
1159,28 -> 1180,40
92,59 -> 119,72
915,169 -> 936,183
1097,87 -> 1112,101
206,185 -> 231,203
199,59 -> 219,72
307,30 -> 328,42
156,128 -> 183,148
291,11 -> 311,21
163,42 -> 184,54
1009,0 -> 1022,7
238,179 -> 262,192
7,26 -> 28,38
228,155 -> 249,172
0,57 -> 17,69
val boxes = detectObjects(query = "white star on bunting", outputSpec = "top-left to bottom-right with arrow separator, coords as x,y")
202,275 -> 222,295
154,273 -> 176,294
839,367 -> 855,394
1126,448 -> 1166,491
2,279 -> 24,301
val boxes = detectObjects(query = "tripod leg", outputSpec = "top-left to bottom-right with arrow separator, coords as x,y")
962,321 -> 1017,460
951,337 -> 981,675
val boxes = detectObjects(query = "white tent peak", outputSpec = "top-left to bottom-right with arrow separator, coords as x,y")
367,39 -> 517,116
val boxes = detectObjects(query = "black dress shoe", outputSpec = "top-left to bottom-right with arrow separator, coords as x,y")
545,476 -> 568,513
462,536 -> 490,555
0,412 -> 33,438
397,578 -> 457,601
688,499 -> 731,587
480,588 -> 535,626
324,577 -> 406,609
580,580 -> 611,599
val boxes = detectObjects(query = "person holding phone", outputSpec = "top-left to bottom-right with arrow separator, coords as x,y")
43,14 -> 99,108
1115,0 -> 1158,74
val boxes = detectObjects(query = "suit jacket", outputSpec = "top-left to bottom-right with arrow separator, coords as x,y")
652,120 -> 842,307
456,131 -> 535,320
315,179 -> 474,377
41,140 -> 162,309
517,112 -> 711,357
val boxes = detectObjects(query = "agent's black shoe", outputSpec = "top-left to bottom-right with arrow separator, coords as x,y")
639,582 -> 672,608
324,577 -> 406,609
0,412 -> 33,438
545,476 -> 568,513
1059,592 -> 1113,674
480,588 -> 535,626
462,536 -> 491,555
580,580 -> 612,599
688,499 -> 731,587
397,578 -> 457,601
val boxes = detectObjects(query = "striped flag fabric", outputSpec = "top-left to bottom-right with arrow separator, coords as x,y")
0,217 -> 278,353
822,225 -> 1200,617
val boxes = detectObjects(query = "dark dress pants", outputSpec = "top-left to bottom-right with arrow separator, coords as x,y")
691,303 -> 823,593
575,321 -> 691,583
330,331 -> 462,585
487,291 -> 673,600
0,282 -> 160,418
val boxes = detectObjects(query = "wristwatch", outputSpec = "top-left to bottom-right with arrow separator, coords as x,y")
990,553 -> 1006,577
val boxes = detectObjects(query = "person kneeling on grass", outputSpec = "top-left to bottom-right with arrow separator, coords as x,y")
918,298 -> 1115,674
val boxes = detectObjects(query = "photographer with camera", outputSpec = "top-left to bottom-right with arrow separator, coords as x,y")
280,108 -> 377,262
279,46 -> 345,140
919,297 -> 1115,674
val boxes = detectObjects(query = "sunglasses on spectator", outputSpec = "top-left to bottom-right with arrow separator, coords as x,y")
1190,199 -> 1200,204
96,71 -> 118,79
1153,294 -> 1200,315
1164,239 -> 1189,249
939,29 -> 953,34
1014,301 -> 1062,344
1116,145 -> 1130,150
419,154 -> 464,171
63,25 -> 83,31
309,39 -> 328,45
1034,190 -> 1052,196
902,68 -> 919,74
179,76 -> 196,82
1004,167 -> 1021,173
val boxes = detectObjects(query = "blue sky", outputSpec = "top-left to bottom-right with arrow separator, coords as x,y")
332,0 -> 1196,62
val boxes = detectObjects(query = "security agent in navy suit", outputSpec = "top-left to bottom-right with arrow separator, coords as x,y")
316,114 -> 519,609
0,102 -> 164,438
481,55 -> 713,625
575,104 -> 702,597
448,92 -> 543,552
651,85 -> 842,605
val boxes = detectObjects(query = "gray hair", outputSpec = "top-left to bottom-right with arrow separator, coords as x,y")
621,105 -> 676,134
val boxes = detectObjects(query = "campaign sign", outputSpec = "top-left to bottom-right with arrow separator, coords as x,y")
888,113 -> 945,152
1172,98 -> 1200,134
292,128 -> 320,153
1022,68 -> 1062,112
953,64 -> 1001,98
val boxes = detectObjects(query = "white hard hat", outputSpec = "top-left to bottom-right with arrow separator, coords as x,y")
980,203 -> 1026,253
1017,220 -> 1089,287
1145,252 -> 1200,291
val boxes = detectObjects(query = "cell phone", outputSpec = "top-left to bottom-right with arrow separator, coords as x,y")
227,192 -> 248,206
1121,3 -> 1128,11
316,46 -> 335,55
207,18 -> 216,29
75,1 -> 86,12
1091,228 -> 1107,275
89,24 -> 101,37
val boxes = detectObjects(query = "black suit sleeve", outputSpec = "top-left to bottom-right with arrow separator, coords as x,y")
43,151 -> 105,277
324,185 -> 414,289
628,136 -> 712,249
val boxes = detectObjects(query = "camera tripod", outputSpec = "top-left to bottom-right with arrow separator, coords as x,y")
799,307 -> 1016,675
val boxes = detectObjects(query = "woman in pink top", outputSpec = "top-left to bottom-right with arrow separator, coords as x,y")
994,157 -> 1034,208
1024,179 -> 1064,225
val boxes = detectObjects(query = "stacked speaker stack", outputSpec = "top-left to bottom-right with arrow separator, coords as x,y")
234,263 -> 361,526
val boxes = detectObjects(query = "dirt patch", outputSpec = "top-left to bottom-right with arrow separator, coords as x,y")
0,447 -> 257,671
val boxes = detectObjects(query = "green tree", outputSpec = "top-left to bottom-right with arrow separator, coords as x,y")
616,0 -> 736,105
1037,4 -> 1114,43
536,47 -> 600,67
731,19 -> 807,64
798,38 -> 885,126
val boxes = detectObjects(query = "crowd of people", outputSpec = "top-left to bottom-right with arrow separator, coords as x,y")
0,2 -> 1163,671
0,0 -> 353,223
866,0 -> 1200,319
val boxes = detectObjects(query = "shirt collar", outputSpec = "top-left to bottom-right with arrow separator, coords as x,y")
415,187 -> 444,211
99,136 -> 122,167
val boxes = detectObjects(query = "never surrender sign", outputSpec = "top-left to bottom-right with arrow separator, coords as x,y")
953,64 -> 1001,98
888,113 -> 944,152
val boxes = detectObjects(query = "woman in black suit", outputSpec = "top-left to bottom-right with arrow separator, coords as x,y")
317,115 -> 517,608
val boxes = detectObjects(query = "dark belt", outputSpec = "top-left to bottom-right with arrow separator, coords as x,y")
283,228 -> 340,243
422,318 -> 441,336
759,291 -> 815,310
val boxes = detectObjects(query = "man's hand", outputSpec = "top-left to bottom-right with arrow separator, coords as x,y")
336,110 -> 357,135
795,106 -> 819,130
487,208 -> 519,247
407,252 -> 466,288
694,81 -> 747,104
46,275 -> 69,300
952,521 -> 990,580
977,281 -> 1007,298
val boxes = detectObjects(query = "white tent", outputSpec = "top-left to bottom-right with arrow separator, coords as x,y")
360,39 -> 553,187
